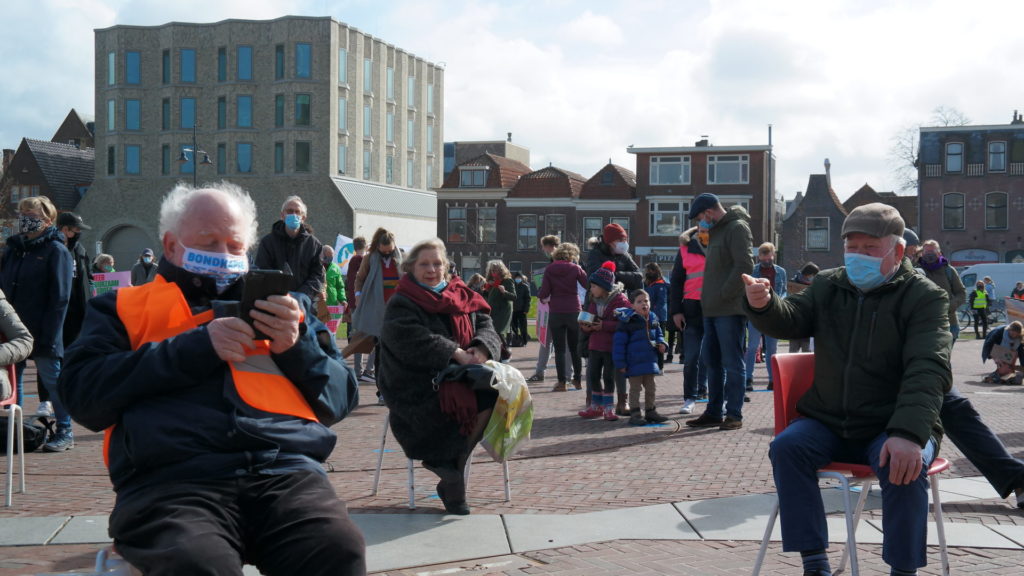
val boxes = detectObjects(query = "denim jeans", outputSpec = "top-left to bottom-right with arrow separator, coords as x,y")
770,417 -> 936,569
16,357 -> 72,433
701,315 -> 747,420
942,386 -> 1024,498
682,314 -> 708,400
744,321 -> 778,382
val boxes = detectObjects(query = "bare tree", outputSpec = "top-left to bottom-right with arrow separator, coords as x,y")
888,106 -> 971,193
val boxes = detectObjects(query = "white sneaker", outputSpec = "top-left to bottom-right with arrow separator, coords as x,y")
679,399 -> 696,414
36,401 -> 54,417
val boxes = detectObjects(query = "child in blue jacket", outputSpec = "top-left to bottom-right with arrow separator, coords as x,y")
613,289 -> 669,426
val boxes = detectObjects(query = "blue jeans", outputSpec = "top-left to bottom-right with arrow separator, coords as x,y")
942,386 -> 1024,498
770,418 -> 936,569
744,321 -> 778,382
682,315 -> 708,400
16,357 -> 72,433
701,315 -> 746,420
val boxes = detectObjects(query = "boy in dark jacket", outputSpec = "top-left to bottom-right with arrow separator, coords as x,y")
511,272 -> 532,346
614,289 -> 668,425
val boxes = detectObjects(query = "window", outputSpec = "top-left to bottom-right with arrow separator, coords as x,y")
806,217 -> 830,251
407,118 -> 415,148
610,217 -> 630,236
162,144 -> 171,175
125,51 -> 141,84
363,105 -> 371,136
509,261 -> 523,274
463,255 -> 480,280
407,158 -> 414,187
942,193 -> 964,230
337,144 -> 347,174
295,142 -> 311,172
601,171 -> 614,185
427,125 -> 434,154
337,48 -> 347,83
448,207 -> 467,243
236,143 -> 252,173
407,76 -> 416,107
363,149 -> 371,179
237,46 -> 252,80
338,97 -> 347,130
125,99 -> 140,130
107,51 -> 115,85
460,168 -> 487,187
517,215 -> 538,250
217,97 -> 226,130
649,201 -> 684,236
180,49 -> 195,83
106,99 -> 115,132
237,95 -> 252,127
478,207 -> 497,243
986,191 -> 1008,229
274,142 -> 284,174
945,142 -> 963,173
989,141 -> 1006,172
295,43 -> 311,78
179,144 -> 193,174
427,84 -> 434,113
217,47 -> 227,82
275,45 -> 285,79
583,217 -> 603,241
385,155 -> 394,184
650,156 -> 691,185
161,98 -> 170,130
107,145 -> 115,175
125,145 -> 140,175
162,49 -> 171,84
427,163 -> 433,188
386,113 -> 394,143
180,98 -> 195,129
707,155 -> 749,184
363,58 -> 372,93
545,214 -> 565,237
295,94 -> 311,126
386,67 -> 394,100
217,143 -> 226,174
274,94 -> 284,127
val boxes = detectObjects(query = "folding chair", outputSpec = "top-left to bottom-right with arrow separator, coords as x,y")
752,353 -> 949,576
370,411 -> 511,509
2,364 -> 24,507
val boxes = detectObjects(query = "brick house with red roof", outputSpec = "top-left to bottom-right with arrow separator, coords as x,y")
780,173 -> 848,271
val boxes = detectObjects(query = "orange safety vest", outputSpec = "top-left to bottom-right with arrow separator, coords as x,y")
680,244 -> 705,301
103,276 -> 317,465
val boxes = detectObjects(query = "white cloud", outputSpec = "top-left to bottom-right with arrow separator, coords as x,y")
559,10 -> 624,47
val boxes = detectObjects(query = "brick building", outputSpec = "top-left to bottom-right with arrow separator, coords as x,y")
780,172 -> 847,272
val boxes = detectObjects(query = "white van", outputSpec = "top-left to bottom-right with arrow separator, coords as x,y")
959,263 -> 1024,300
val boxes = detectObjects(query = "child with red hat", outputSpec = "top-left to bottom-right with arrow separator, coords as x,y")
578,261 -> 630,421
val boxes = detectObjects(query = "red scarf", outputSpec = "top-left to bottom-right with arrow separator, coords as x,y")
395,274 -> 491,348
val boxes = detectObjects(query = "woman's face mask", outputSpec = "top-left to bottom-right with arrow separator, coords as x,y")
19,214 -> 46,235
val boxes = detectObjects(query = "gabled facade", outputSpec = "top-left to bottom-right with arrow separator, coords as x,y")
0,139 -> 95,227
51,109 -> 95,150
780,174 -> 847,271
842,184 -> 917,237
917,114 -> 1024,265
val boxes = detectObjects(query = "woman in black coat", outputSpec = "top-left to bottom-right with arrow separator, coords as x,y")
378,238 -> 502,515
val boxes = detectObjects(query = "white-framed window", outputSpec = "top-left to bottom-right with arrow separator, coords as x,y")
650,156 -> 691,185
462,255 -> 480,280
478,207 -> 497,243
806,217 -> 829,251
989,141 -> 1006,172
545,214 -> 566,238
363,105 -> 371,136
945,142 -> 963,173
942,192 -> 964,230
517,215 -> 538,250
649,201 -> 688,236
986,191 -> 1008,229
707,155 -> 749,184
363,58 -> 372,93
448,207 -> 467,243
610,217 -> 630,237
386,67 -> 394,100
583,217 -> 603,241
459,168 -> 487,187
337,144 -> 347,175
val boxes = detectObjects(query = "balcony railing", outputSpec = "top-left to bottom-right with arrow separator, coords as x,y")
1011,163 -> 1024,175
966,163 -> 985,176
925,164 -> 942,177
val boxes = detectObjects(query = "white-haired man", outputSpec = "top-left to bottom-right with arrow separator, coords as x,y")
255,195 -> 325,301
743,203 -> 951,576
59,183 -> 364,575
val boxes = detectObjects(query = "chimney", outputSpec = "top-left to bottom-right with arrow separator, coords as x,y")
2,149 -> 15,174
824,158 -> 832,190
507,132 -> 512,142
695,135 -> 710,147
1012,110 -> 1024,125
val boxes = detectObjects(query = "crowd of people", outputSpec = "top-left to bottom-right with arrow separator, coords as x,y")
2,181 -> 1023,575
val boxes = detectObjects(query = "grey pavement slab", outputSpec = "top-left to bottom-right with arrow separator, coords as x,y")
49,515 -> 111,545
934,476 -> 1002,502
986,525 -> 1024,548
674,493 -> 779,540
504,503 -> 697,553
0,516 -> 69,546
352,513 -> 509,573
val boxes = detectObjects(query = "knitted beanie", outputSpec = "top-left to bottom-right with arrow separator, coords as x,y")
590,261 -> 616,291
602,223 -> 627,245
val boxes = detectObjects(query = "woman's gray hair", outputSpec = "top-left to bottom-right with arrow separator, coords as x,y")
158,181 -> 259,247
400,238 -> 450,280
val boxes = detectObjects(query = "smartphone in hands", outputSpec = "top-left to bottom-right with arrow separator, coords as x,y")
240,269 -> 293,339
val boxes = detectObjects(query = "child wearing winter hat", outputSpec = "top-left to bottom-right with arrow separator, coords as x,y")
578,261 -> 631,421
613,289 -> 669,425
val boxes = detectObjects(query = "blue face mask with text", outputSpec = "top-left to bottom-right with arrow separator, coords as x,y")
180,243 -> 249,293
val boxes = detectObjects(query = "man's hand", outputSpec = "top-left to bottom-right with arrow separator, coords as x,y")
672,313 -> 685,332
742,274 -> 772,309
250,294 -> 302,354
879,436 -> 924,486
208,317 -> 256,363
453,346 -> 488,365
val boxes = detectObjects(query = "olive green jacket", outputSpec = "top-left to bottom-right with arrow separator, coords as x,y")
745,258 -> 952,447
701,205 -> 754,317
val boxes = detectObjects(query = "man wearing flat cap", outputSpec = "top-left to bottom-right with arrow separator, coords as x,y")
742,202 -> 951,576
56,212 -> 92,348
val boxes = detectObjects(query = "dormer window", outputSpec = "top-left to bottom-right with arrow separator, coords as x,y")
459,167 -> 488,187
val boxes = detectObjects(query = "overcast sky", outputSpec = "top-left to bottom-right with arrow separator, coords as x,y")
2,0 -> 1022,200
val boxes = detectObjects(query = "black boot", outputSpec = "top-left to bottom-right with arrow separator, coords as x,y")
424,461 -> 470,515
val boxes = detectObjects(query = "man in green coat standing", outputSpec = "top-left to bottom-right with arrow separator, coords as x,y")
742,203 -> 951,576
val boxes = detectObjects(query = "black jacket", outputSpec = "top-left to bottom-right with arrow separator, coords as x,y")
0,227 -> 73,358
513,281 -> 531,313
585,240 -> 642,292
63,238 -> 92,347
254,221 -> 325,299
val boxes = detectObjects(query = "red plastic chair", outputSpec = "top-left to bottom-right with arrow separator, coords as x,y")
2,364 -> 24,507
752,353 -> 950,576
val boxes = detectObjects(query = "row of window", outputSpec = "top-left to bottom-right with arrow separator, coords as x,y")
649,155 -> 750,186
446,208 -> 629,250
941,192 -> 1010,230
944,141 -> 1010,174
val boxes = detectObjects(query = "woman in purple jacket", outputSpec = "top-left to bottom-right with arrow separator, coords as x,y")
538,242 -> 587,392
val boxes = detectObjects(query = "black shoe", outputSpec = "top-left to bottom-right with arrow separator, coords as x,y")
745,379 -> 754,392
686,413 -> 724,427
766,381 -> 774,391
645,408 -> 669,423
744,395 -> 751,402
436,482 -> 470,515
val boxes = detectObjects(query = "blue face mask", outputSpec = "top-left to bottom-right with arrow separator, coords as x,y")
698,219 -> 712,229
284,213 -> 301,230
180,243 -> 249,293
418,279 -> 447,293
844,252 -> 890,293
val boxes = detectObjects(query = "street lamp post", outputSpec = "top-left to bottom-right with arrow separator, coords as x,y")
177,122 -> 213,187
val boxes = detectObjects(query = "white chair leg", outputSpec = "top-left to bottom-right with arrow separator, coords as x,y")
14,405 -> 24,497
829,474 -> 860,576
406,459 -> 415,509
371,412 -> 389,496
5,405 -> 14,507
751,498 -> 779,576
931,475 -> 950,576
502,460 -> 511,502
